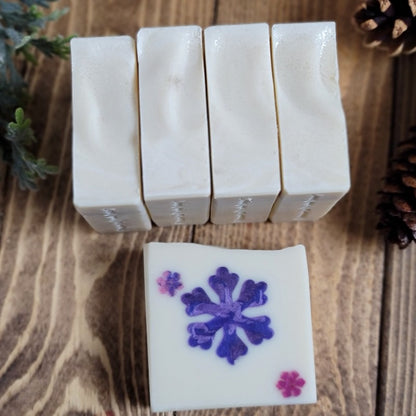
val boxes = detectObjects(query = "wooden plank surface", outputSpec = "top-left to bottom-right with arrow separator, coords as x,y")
377,53 -> 416,416
0,0 -> 402,415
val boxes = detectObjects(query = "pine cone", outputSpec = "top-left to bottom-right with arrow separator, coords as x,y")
354,0 -> 416,56
377,127 -> 416,248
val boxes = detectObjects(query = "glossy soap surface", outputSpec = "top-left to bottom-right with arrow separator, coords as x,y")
137,26 -> 211,227
144,243 -> 316,412
269,22 -> 350,222
204,23 -> 281,224
71,36 -> 151,232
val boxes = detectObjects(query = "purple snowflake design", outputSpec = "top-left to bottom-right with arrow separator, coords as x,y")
157,271 -> 183,297
180,266 -> 274,365
276,371 -> 306,398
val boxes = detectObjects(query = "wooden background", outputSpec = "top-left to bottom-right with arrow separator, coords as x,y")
0,0 -> 415,415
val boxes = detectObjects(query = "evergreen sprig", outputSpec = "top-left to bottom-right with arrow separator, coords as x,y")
0,0 -> 73,190
5,107 -> 58,190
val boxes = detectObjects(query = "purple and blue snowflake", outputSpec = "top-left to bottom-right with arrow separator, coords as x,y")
181,266 -> 274,365
157,271 -> 183,297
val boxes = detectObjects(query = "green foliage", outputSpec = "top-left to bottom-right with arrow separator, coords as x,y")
5,108 -> 58,190
0,0 -> 73,190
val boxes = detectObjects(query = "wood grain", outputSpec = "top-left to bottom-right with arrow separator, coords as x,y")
0,0 -> 403,415
191,1 -> 392,415
0,1 -> 214,415
377,54 -> 416,416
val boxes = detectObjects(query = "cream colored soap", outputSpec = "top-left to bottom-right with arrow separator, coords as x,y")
71,36 -> 151,232
144,242 -> 316,412
204,23 -> 281,224
269,22 -> 350,222
137,26 -> 211,227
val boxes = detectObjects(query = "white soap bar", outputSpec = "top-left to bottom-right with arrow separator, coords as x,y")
269,22 -> 350,222
137,26 -> 211,227
204,23 -> 281,224
71,36 -> 151,233
144,242 -> 316,412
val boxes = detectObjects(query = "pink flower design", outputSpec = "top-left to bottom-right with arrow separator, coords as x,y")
157,271 -> 183,297
276,371 -> 306,398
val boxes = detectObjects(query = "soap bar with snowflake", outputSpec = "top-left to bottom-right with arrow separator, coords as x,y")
143,242 -> 316,412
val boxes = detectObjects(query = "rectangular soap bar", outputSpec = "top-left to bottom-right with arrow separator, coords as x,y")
269,22 -> 350,222
137,26 -> 211,227
204,23 -> 281,224
144,242 -> 316,412
71,36 -> 151,233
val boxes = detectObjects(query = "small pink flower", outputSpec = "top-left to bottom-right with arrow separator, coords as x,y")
157,271 -> 183,296
276,371 -> 305,398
